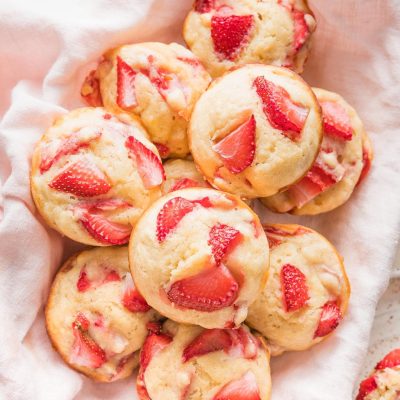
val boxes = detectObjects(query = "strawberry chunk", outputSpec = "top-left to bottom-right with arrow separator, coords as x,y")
116,56 -> 138,109
375,348 -> 400,370
292,9 -> 310,52
213,371 -> 261,400
81,70 -> 103,107
314,301 -> 343,338
70,313 -> 106,369
167,263 -> 238,312
195,0 -> 214,13
76,266 -> 121,292
280,264 -> 309,312
212,115 -> 256,174
208,223 -> 242,266
320,101 -> 353,141
211,15 -> 254,61
264,225 -> 309,249
170,178 -> 201,192
154,142 -> 170,158
254,76 -> 308,141
125,136 -> 165,189
357,141 -> 373,186
356,375 -> 377,400
122,273 -> 151,313
137,330 -> 172,400
48,159 -> 111,197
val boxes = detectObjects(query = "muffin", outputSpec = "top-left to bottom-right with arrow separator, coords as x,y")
183,0 -> 316,77
136,320 -> 271,400
31,107 -> 164,246
129,187 -> 269,329
262,88 -> 367,214
162,159 -> 210,194
45,247 -> 159,382
189,64 -> 322,198
357,348 -> 400,400
247,223 -> 350,355
81,42 -> 211,158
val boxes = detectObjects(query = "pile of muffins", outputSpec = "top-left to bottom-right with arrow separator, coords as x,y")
30,1 -> 375,399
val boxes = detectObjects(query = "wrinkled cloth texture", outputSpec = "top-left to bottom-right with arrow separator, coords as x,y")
0,1 -> 399,399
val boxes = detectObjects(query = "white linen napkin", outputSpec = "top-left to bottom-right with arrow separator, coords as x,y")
0,1 -> 399,399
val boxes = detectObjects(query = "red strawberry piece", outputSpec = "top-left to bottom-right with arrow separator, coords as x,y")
137,331 -> 172,400
292,9 -> 309,51
78,198 -> 131,212
192,196 -> 213,208
212,115 -> 256,174
320,101 -> 353,141
236,327 -> 259,359
169,178 -> 200,192
49,159 -> 111,197
194,0 -> 214,13
77,270 -> 91,292
76,266 -> 121,292
280,264 -> 309,312
208,223 -> 242,266
314,301 -> 343,338
254,76 -> 308,141
177,56 -> 201,68
147,321 -> 162,334
71,313 -> 106,369
375,348 -> 400,370
81,70 -> 103,107
125,136 -> 165,189
213,371 -> 261,400
266,235 -> 282,249
211,15 -> 254,61
167,263 -> 239,312
182,329 -> 233,362
357,143 -> 372,186
122,274 -> 151,313
154,142 -> 170,158
116,56 -> 138,109
104,270 -> 121,283
263,225 -> 309,249
40,130 -> 101,174
356,375 -> 377,400
156,197 -> 196,242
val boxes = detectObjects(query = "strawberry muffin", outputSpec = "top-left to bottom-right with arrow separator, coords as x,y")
189,64 -> 322,198
136,320 -> 271,400
183,0 -> 316,77
161,159 -> 209,195
357,349 -> 400,400
45,246 -> 159,382
81,42 -> 211,158
247,223 -> 350,355
262,88 -> 369,214
129,188 -> 269,329
31,107 -> 164,246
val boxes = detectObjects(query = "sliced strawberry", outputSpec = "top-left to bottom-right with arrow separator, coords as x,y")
356,375 -> 377,400
254,76 -> 308,141
167,263 -> 238,312
169,178 -> 201,193
77,271 -> 91,292
137,331 -> 172,400
211,15 -> 254,60
212,115 -> 256,174
78,198 -> 131,212
154,142 -> 170,158
264,225 -> 309,249
122,273 -> 151,313
192,196 -> 213,208
293,9 -> 309,51
314,301 -> 343,338
208,223 -> 242,266
48,159 -> 111,197
280,264 -> 309,312
116,56 -> 138,109
236,327 -> 259,359
81,70 -> 103,107
40,130 -> 101,174
194,0 -> 214,13
125,136 -> 165,189
213,371 -> 261,400
357,142 -> 372,186
76,266 -> 120,292
70,313 -> 106,369
320,101 -> 353,141
375,348 -> 400,370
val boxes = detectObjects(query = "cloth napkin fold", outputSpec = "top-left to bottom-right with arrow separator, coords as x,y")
0,1 -> 399,399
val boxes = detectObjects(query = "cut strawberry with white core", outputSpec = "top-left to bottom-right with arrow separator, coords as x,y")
280,263 -> 309,312
167,263 -> 239,312
213,371 -> 261,400
211,15 -> 255,61
49,159 -> 111,197
356,375 -> 377,400
121,273 -> 151,313
76,265 -> 120,292
212,114 -> 256,174
125,136 -> 165,189
208,223 -> 242,266
254,76 -> 308,141
314,301 -> 342,338
320,101 -> 353,141
292,9 -> 310,52
116,56 -> 138,109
